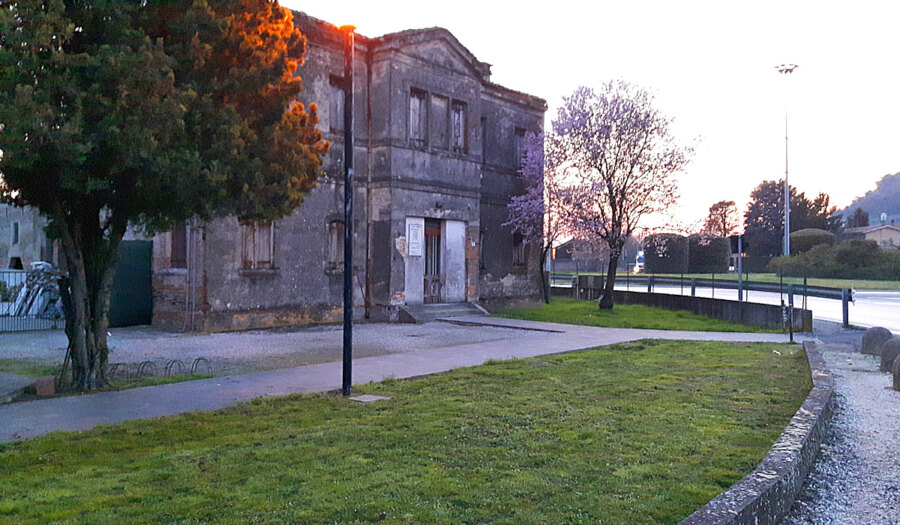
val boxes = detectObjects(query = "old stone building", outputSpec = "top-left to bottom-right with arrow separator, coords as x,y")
0,205 -> 56,270
153,13 -> 546,332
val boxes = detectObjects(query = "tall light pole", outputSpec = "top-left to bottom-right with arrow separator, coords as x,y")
775,63 -> 798,256
341,25 -> 355,396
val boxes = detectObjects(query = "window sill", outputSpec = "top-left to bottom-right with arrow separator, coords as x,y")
239,268 -> 279,278
157,268 -> 188,275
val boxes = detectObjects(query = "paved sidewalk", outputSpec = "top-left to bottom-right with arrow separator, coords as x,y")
0,317 -> 805,443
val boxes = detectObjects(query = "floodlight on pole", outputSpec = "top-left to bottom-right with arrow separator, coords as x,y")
775,63 -> 798,257
341,25 -> 355,396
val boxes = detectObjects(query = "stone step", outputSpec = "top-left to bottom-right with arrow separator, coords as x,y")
399,302 -> 487,324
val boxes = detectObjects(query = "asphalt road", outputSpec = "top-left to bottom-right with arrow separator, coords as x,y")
615,283 -> 900,333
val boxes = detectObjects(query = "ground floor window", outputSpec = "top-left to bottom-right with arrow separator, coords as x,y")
170,224 -> 187,269
512,233 -> 526,268
327,220 -> 345,270
241,220 -> 275,270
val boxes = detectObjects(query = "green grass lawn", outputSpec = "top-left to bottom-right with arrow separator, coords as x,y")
556,272 -> 900,290
0,340 -> 810,524
0,358 -> 61,377
497,297 -> 777,332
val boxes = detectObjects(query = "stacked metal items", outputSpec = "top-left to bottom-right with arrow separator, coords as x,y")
10,262 -> 63,318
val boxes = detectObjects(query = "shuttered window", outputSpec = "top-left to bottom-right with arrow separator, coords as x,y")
241,221 -> 275,270
451,100 -> 467,153
409,89 -> 428,147
170,224 -> 187,269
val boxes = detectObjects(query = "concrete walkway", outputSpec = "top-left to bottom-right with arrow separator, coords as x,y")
0,317 -> 805,443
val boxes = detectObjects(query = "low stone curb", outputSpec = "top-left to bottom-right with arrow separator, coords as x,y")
680,341 -> 834,525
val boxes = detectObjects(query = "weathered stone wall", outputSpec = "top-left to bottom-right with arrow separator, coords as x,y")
477,88 -> 544,306
151,222 -> 207,331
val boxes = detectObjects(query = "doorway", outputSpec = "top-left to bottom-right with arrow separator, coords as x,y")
424,219 -> 442,303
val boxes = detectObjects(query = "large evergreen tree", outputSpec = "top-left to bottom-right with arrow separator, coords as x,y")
0,0 -> 328,390
743,180 -> 837,258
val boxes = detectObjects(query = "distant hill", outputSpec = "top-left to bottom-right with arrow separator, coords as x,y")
841,172 -> 900,219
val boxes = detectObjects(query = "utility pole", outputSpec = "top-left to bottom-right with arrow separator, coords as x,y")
776,64 -> 798,256
341,25 -> 355,396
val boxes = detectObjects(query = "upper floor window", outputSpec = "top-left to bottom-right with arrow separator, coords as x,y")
481,117 -> 488,163
170,224 -> 187,269
430,94 -> 449,150
409,88 -> 428,147
451,100 -> 467,153
11,222 -> 19,245
515,127 -> 527,169
329,77 -> 345,132
241,220 -> 275,270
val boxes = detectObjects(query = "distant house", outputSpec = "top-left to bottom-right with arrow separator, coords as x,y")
841,223 -> 900,251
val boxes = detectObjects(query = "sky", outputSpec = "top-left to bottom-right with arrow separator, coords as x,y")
282,0 -> 900,227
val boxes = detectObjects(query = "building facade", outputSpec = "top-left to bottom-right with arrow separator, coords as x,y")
0,205 -> 56,270
152,13 -> 547,332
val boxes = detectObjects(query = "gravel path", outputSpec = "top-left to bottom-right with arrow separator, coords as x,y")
784,326 -> 900,524
0,322 -> 546,375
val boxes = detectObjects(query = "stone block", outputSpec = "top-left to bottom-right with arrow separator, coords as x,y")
34,377 -> 55,397
879,337 -> 900,372
893,357 -> 900,392
862,326 -> 893,356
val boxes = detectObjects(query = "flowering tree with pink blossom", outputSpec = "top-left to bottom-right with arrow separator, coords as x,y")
555,82 -> 692,309
505,131 -> 572,303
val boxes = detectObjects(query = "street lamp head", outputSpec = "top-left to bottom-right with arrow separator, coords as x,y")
775,63 -> 799,74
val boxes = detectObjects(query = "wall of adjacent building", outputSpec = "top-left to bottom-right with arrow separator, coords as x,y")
0,205 -> 54,269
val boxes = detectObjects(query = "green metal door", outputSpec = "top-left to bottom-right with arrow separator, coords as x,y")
108,240 -> 153,327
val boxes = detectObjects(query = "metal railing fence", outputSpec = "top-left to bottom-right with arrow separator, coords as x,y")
0,269 -> 62,332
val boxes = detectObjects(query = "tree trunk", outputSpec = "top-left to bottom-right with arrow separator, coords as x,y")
598,246 -> 622,310
55,212 -> 126,390
58,223 -> 91,389
539,244 -> 551,304
89,233 -> 125,388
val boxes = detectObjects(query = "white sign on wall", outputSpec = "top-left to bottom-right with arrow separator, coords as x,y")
408,222 -> 424,257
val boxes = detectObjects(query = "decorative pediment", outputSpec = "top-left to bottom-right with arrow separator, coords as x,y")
377,28 -> 492,80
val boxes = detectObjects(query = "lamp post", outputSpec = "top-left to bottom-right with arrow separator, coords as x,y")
775,63 -> 798,256
341,25 -> 355,396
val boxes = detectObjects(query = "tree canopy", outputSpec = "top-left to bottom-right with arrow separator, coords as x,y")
504,131 -> 571,303
553,82 -> 692,308
743,180 -> 837,259
702,200 -> 739,237
0,0 -> 328,389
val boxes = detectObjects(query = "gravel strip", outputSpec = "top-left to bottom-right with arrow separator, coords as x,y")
1,322 -> 546,375
783,336 -> 900,524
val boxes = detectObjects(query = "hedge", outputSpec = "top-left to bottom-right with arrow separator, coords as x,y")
688,234 -> 731,273
643,234 -> 689,274
790,228 -> 836,254
770,239 -> 900,280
